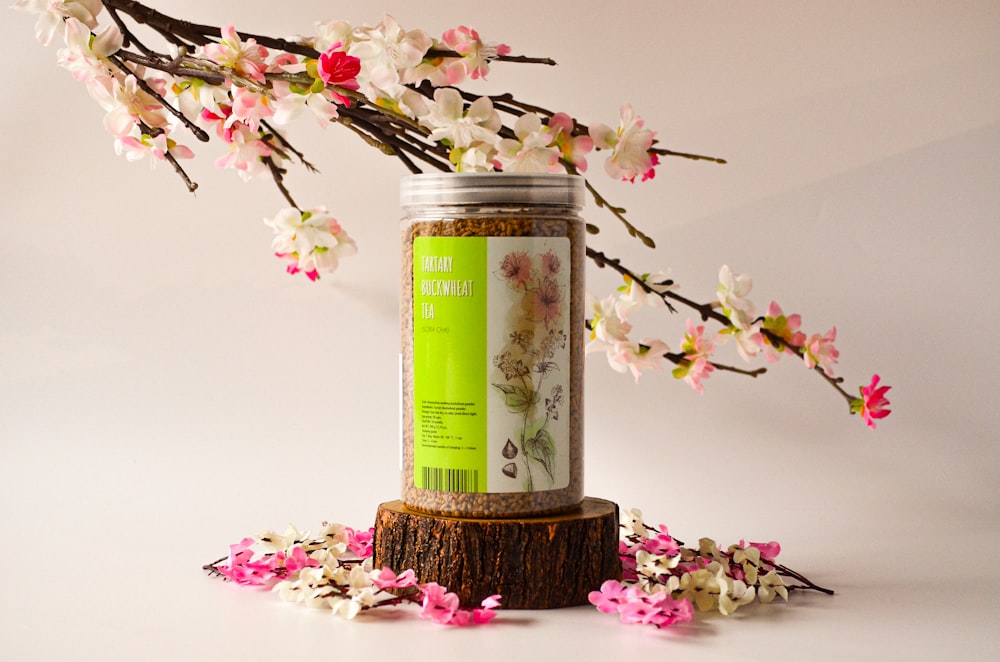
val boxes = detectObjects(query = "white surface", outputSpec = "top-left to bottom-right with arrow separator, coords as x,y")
2,1 -> 999,660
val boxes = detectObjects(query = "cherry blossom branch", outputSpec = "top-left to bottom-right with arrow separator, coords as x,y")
16,0 -> 888,424
106,53 -> 211,143
264,156 -> 298,209
261,120 -> 318,173
584,181 -> 658,248
758,327 -> 855,406
102,0 -> 320,56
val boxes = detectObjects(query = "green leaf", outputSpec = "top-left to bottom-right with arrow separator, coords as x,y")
492,383 -> 539,414
524,428 -> 555,480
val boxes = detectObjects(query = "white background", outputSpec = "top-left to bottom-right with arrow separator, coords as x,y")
2,1 -> 998,660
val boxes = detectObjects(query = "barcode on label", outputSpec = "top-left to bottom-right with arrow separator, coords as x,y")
421,467 -> 480,492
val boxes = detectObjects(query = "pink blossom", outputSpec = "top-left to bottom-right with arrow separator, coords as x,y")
853,374 -> 892,429
618,540 -> 642,581
346,526 -> 374,558
531,278 -> 563,327
371,567 -> 418,589
225,86 -> 274,133
440,25 -> 511,80
116,131 -> 193,162
803,326 -> 839,377
279,545 -> 318,574
103,74 -> 168,138
418,583 -> 463,624
589,579 -> 630,614
216,537 -> 280,586
762,301 -> 806,361
202,24 -> 268,82
541,250 -> 561,277
590,581 -> 693,628
546,112 -> 593,172
741,540 -> 782,563
200,106 -> 233,140
673,319 -> 715,393
498,251 -> 533,288
589,103 -> 658,182
642,525 -> 680,557
215,125 -> 272,180
472,594 -> 502,624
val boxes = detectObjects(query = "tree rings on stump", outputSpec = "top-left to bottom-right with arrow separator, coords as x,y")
373,497 -> 621,609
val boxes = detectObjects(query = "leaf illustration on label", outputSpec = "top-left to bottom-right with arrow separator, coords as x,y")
502,462 -> 517,478
502,439 -> 518,459
523,428 -> 555,480
492,383 -> 539,413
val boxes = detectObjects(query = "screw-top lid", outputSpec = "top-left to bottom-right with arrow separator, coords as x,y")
400,172 -> 584,208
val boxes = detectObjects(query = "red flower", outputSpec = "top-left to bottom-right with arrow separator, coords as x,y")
317,46 -> 361,105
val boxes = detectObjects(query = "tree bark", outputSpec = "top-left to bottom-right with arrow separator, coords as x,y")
373,497 -> 621,609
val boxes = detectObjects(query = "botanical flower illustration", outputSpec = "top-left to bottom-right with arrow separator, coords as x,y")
492,248 -> 569,490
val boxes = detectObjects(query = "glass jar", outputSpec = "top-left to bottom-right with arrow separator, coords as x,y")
400,173 -> 585,518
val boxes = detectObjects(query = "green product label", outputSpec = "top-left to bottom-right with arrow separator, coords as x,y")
412,236 -> 571,494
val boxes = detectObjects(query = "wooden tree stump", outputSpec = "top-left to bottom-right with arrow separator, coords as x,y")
373,497 -> 621,609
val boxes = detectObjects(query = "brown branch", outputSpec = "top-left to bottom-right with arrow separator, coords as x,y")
101,0 -> 320,57
264,157 -> 298,209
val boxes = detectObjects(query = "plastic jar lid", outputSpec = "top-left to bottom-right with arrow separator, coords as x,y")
400,172 -> 584,208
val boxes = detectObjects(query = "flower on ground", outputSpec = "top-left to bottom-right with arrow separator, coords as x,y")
678,568 -> 722,611
371,567 -> 418,589
717,575 -> 756,615
741,539 -> 781,563
418,582 -> 463,624
589,103 -> 658,182
345,526 -> 374,557
472,594 -> 502,624
589,580 -> 693,628
851,374 -> 892,429
757,571 -> 789,603
216,537 -> 280,586
641,524 -> 681,557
